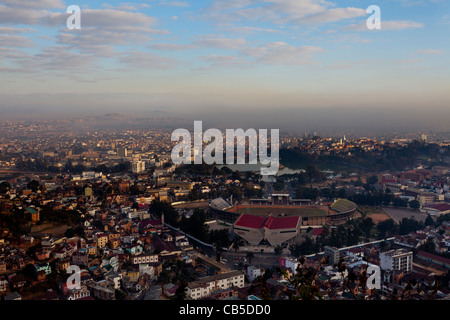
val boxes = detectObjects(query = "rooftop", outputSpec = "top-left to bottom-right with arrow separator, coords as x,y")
234,214 -> 300,230
234,214 -> 266,229
264,215 -> 300,230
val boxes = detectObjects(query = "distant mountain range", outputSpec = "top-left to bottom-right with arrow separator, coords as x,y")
53,113 -> 193,130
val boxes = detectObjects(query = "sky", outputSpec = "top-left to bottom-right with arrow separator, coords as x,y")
0,0 -> 449,134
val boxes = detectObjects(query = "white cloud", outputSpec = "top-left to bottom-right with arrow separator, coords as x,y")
149,43 -> 194,51
0,34 -> 34,47
1,0 -> 65,9
299,7 -> 366,24
224,25 -> 282,34
44,8 -> 159,29
241,42 -> 324,65
193,37 -> 247,50
158,1 -> 189,7
0,27 -> 35,34
343,20 -> 424,31
415,49 -> 445,55
202,0 -> 367,26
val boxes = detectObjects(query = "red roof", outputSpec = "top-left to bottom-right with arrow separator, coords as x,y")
313,228 -> 324,236
264,215 -> 299,230
424,203 -> 450,212
234,214 -> 266,229
235,214 -> 299,230
417,250 -> 450,265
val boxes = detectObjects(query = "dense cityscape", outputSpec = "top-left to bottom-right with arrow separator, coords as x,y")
1,1 -> 449,316
0,118 -> 449,301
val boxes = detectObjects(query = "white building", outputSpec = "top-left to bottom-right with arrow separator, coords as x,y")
131,252 -> 159,265
186,271 -> 245,300
131,161 -> 146,174
247,266 -> 262,282
67,285 -> 91,300
278,257 -> 300,274
380,248 -> 413,273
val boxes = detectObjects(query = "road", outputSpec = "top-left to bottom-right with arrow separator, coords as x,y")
221,250 -> 281,270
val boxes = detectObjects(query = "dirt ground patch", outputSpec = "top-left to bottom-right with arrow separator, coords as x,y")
383,207 -> 428,223
358,207 -> 391,224
367,213 -> 391,224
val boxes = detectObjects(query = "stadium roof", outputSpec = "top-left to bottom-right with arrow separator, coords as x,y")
235,214 -> 299,230
423,203 -> 450,212
264,215 -> 300,230
234,214 -> 267,229
330,198 -> 357,213
416,250 -> 450,266
210,197 -> 233,211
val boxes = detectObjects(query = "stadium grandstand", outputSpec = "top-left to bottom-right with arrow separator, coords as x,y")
329,198 -> 358,224
209,197 -> 238,223
210,195 -> 357,228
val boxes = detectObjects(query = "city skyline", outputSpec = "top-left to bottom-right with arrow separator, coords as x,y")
0,0 -> 449,133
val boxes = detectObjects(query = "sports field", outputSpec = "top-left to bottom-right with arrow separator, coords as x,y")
227,205 -> 329,217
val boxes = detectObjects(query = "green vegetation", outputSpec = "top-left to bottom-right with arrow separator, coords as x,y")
280,140 -> 446,173
234,206 -> 328,217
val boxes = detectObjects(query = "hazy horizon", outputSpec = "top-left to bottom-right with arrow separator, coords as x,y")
1,0 -> 449,135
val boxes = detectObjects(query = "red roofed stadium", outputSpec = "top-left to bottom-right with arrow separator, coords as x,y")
233,214 -> 301,246
211,194 -> 357,246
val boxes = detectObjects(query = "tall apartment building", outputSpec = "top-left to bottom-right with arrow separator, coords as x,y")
324,246 -> 340,265
131,161 -> 145,173
380,248 -> 413,273
117,148 -> 127,158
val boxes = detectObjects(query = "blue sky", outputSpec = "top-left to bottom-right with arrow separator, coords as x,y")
0,0 -> 449,131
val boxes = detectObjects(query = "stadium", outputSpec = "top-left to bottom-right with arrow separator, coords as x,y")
209,195 -> 358,246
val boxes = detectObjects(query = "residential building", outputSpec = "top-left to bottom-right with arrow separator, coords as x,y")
186,271 -> 245,300
380,249 -> 413,273
324,246 -> 341,265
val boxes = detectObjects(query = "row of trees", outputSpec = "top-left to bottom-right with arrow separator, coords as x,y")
348,192 -> 419,208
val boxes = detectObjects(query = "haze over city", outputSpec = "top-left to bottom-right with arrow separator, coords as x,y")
1,0 -> 449,134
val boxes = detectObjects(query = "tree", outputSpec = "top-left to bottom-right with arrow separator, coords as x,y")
419,238 -> 435,254
284,257 -> 326,300
274,245 -> 283,256
360,217 -> 374,239
27,180 -> 40,193
246,252 -> 254,264
409,200 -> 421,210
367,175 -> 378,185
150,200 -> 179,227
424,214 -> 435,227
173,281 -> 188,300
0,182 -> 10,194
377,219 -> 397,238
209,229 -> 231,249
